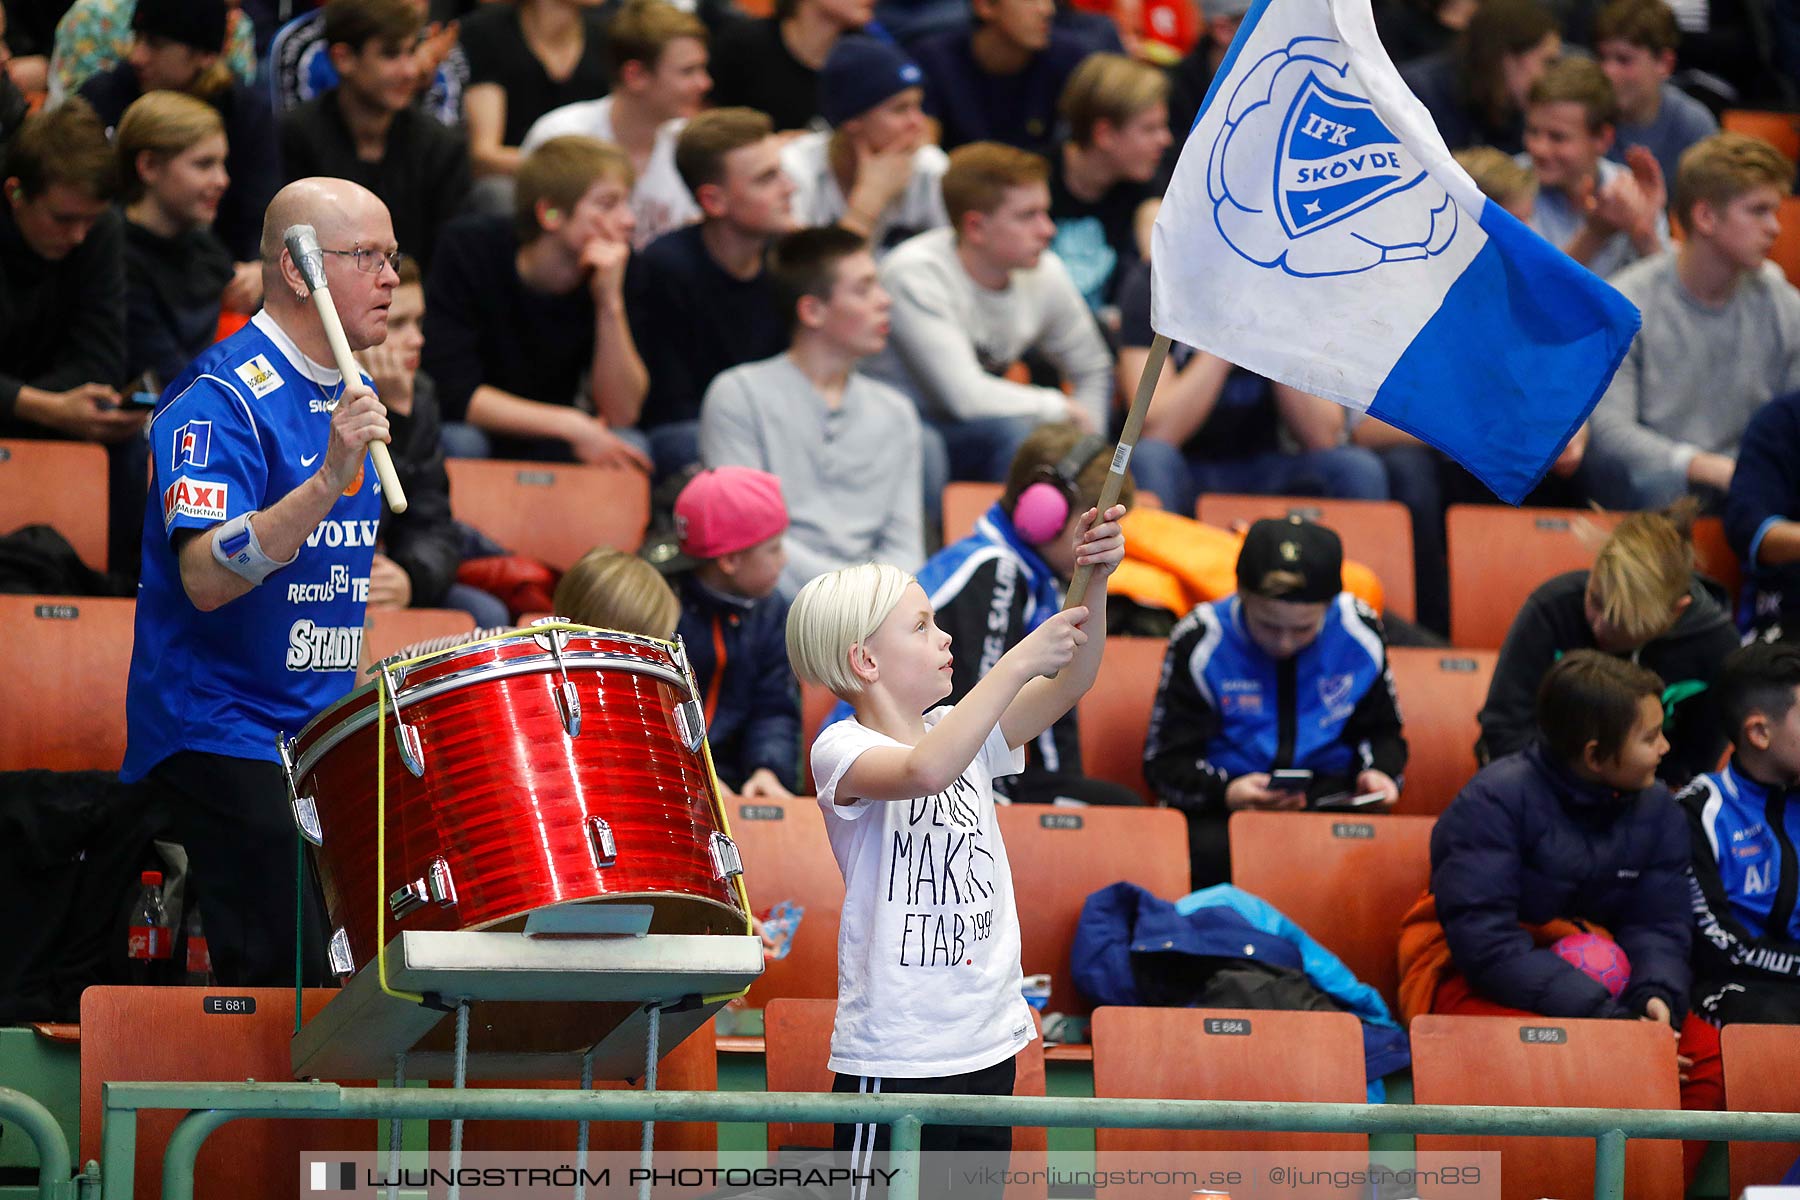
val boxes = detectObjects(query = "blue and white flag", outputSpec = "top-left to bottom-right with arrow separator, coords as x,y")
1151,0 -> 1641,504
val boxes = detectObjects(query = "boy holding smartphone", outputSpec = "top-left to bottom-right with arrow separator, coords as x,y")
1144,517 -> 1409,885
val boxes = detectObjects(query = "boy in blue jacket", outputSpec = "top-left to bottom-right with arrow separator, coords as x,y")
666,466 -> 800,798
1680,642 -> 1800,1024
1410,650 -> 1722,1182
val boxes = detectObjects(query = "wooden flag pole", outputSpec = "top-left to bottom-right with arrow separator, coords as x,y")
1064,331 -> 1170,611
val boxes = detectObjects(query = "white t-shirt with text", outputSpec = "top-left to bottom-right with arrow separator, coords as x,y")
812,707 -> 1035,1078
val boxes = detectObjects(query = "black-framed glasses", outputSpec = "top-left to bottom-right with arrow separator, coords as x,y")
320,247 -> 404,275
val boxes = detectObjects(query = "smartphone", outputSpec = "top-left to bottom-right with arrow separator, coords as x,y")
1268,768 -> 1313,793
124,391 -> 159,408
1313,790 -> 1388,810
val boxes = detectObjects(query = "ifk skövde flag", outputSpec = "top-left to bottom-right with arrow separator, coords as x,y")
1150,0 -> 1641,504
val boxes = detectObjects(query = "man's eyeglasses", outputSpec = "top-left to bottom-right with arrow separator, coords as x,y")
320,247 -> 404,275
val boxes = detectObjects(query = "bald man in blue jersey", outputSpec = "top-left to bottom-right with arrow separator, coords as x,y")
124,178 -> 396,987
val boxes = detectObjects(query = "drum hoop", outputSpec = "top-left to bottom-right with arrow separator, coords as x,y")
291,651 -> 690,778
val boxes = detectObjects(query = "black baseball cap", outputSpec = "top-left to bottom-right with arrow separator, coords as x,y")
1236,517 -> 1343,602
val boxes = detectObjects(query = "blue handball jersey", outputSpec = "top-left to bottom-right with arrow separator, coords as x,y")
122,311 -> 381,781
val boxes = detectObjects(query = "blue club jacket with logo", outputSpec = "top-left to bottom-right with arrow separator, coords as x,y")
122,310 -> 379,781
1679,761 -> 1800,1012
1143,592 -> 1406,811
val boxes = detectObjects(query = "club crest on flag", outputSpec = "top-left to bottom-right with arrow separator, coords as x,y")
1208,36 -> 1458,276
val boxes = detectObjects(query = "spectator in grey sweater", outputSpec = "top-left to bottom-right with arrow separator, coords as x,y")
1587,133 -> 1800,510
700,225 -> 924,596
867,141 -> 1113,484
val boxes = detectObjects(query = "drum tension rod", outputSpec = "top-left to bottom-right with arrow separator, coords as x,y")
533,623 -> 583,737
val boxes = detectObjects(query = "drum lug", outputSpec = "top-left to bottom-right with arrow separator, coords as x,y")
395,721 -> 426,778
556,678 -> 582,738
327,927 -> 355,978
277,732 -> 324,845
389,857 -> 457,920
585,815 -> 617,868
675,699 -> 707,754
381,664 -> 427,777
671,637 -> 708,753
426,856 -> 457,906
709,831 -> 744,881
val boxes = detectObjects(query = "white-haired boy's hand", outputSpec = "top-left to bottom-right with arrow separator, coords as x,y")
1012,607 -> 1089,678
1073,503 -> 1128,575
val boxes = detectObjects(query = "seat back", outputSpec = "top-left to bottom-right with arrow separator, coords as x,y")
1691,515 -> 1743,610
1092,1007 -> 1365,1200
762,997 -> 1047,1200
425,1022 -> 717,1155
0,594 -> 135,772
1386,647 -> 1496,817
445,460 -> 650,570
1074,637 -> 1167,803
1721,109 -> 1800,161
799,680 -> 839,792
359,607 -> 478,668
1197,494 -> 1416,620
0,438 -> 111,571
1228,811 -> 1434,1011
80,987 -> 375,1200
1446,506 -> 1621,648
1410,1014 -> 1683,1200
996,806 -> 1190,1015
729,797 -> 844,1006
1722,1023 -> 1800,1198
942,482 -> 1004,545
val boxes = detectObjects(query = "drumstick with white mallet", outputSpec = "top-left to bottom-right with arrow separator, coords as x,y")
283,223 -> 408,514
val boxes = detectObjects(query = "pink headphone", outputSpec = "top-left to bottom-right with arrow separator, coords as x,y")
1011,434 -> 1111,545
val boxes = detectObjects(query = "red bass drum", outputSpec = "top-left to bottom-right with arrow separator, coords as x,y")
283,624 -> 748,976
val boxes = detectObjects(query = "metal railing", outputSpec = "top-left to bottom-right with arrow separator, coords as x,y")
89,1081 -> 1800,1200
0,1086 -> 75,1200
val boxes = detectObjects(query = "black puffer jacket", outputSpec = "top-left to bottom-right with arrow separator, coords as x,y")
1432,741 -> 1693,1023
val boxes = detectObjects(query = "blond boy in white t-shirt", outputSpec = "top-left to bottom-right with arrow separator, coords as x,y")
785,503 -> 1125,1194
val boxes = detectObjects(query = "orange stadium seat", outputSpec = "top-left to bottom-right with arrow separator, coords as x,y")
1446,505 -> 1622,649
728,796 -> 844,1007
996,805 -> 1191,1015
800,679 -> 838,791
1411,1014 -> 1683,1200
1387,647 -> 1496,816
0,438 -> 110,572
426,1022 -> 717,1157
1721,109 -> 1800,163
762,997 -> 1048,1200
942,482 -> 1004,545
445,459 -> 650,571
1228,811 -> 1435,1011
1197,494 -> 1416,620
0,594 -> 135,772
1691,515 -> 1744,608
81,988 -> 375,1200
1722,1023 -> 1800,1198
1092,1007 -> 1366,1200
1074,635 -> 1166,803
358,606 -> 477,668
